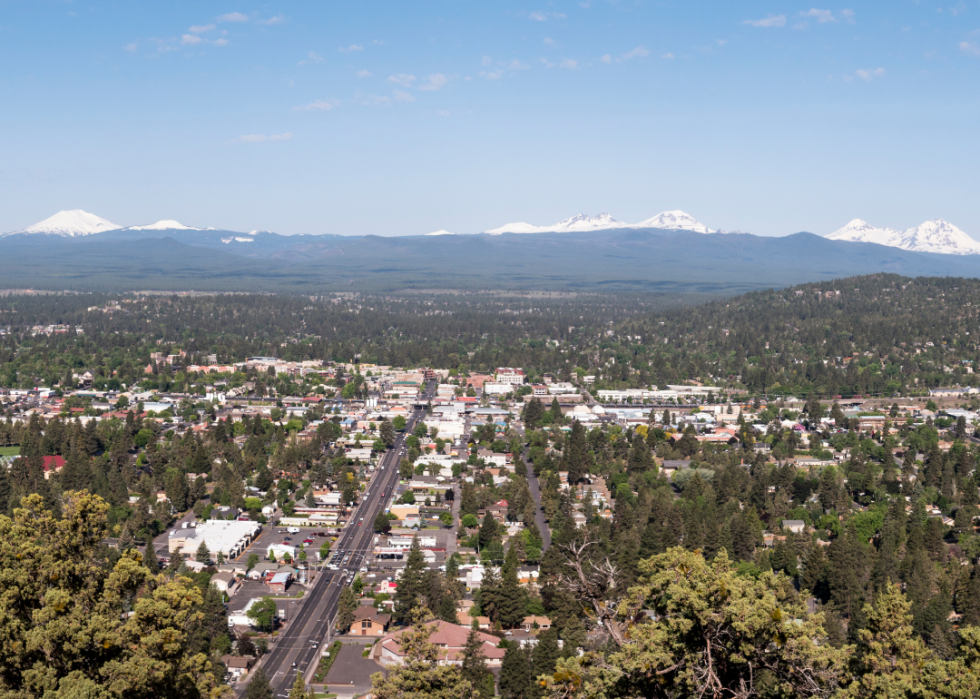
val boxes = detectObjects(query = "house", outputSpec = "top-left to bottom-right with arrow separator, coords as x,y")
221,655 -> 254,679
267,572 -> 291,593
42,455 -> 66,480
350,606 -> 392,636
377,620 -> 506,667
521,615 -> 552,633
781,520 -> 806,534
210,571 -> 239,595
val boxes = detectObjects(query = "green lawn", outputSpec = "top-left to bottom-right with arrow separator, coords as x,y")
0,447 -> 20,456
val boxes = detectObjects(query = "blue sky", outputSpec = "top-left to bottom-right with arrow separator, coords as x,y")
2,1 -> 979,237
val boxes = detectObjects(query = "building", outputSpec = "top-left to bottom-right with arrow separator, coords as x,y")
351,606 -> 392,636
168,519 -> 261,561
377,620 -> 506,667
267,572 -> 291,593
494,368 -> 527,386
210,571 -> 239,595
781,520 -> 806,534
221,655 -> 254,680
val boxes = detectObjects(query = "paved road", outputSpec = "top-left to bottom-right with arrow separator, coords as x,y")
524,448 -> 552,552
242,382 -> 437,697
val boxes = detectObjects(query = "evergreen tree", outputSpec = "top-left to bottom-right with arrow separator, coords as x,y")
530,628 -> 560,697
143,541 -> 159,571
523,398 -> 545,431
460,627 -> 490,692
560,420 -> 589,484
478,511 -> 499,549
195,541 -> 211,565
338,585 -> 358,632
245,667 -> 274,699
499,643 -> 531,699
498,544 -> 526,629
370,608 -> 472,699
289,669 -> 310,699
393,536 -> 428,624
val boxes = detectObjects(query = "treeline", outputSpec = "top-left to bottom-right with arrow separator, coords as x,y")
602,273 -> 980,396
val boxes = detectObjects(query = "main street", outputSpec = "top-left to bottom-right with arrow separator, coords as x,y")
242,381 -> 436,697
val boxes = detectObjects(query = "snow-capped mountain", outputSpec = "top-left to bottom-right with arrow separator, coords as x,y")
825,219 -> 901,246
485,213 -> 623,235
425,230 -> 458,236
826,218 -> 980,255
123,220 -> 203,231
9,209 -> 121,237
484,210 -> 715,235
629,210 -> 714,234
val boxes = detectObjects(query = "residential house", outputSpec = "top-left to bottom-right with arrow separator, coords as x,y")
350,606 -> 392,636
377,620 -> 505,667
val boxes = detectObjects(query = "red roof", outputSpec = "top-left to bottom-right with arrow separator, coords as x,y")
42,456 -> 66,472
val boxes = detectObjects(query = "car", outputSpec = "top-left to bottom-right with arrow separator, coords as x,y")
287,527 -> 300,534
358,521 -> 362,526
311,641 -> 319,648
291,661 -> 297,668
303,539 -> 314,544
283,536 -> 292,541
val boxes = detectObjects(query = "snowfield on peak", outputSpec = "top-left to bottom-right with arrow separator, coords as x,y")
629,210 -> 714,234
10,210 -> 121,236
425,230 -> 458,236
123,220 -> 202,231
485,212 -> 623,235
483,210 -> 716,235
826,218 -> 980,255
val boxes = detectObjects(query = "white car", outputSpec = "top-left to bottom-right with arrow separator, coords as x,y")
287,527 -> 300,534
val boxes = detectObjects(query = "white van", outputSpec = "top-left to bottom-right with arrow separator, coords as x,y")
287,527 -> 300,534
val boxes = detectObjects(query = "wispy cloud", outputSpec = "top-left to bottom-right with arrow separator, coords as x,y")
418,73 -> 448,91
960,41 -> 980,57
218,12 -> 249,22
393,90 -> 414,103
339,44 -> 363,52
259,15 -> 285,25
560,58 -> 578,69
530,11 -> 567,21
662,52 -> 675,60
841,9 -> 855,23
480,69 -> 503,79
294,99 -> 335,111
124,42 -> 138,52
239,132 -> 293,143
603,46 -> 652,63
743,15 -> 786,27
544,37 -> 556,46
801,8 -> 836,23
189,24 -> 215,33
356,69 -> 372,78
298,51 -> 324,65
854,67 -> 885,81
181,34 -> 203,45
388,73 -> 417,87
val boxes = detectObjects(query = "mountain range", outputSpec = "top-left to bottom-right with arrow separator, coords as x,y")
9,209 -> 980,257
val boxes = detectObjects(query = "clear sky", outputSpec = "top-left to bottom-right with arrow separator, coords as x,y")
2,1 -> 979,237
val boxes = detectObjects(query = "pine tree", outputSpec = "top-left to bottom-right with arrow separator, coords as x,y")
195,541 -> 211,565
393,536 -> 428,624
245,667 -> 274,699
498,544 -> 526,629
370,608 -> 471,699
460,627 -> 490,691
478,511 -> 499,549
560,420 -> 589,484
289,668 -> 309,699
338,585 -> 358,632
216,550 -> 225,565
143,541 -> 159,571
499,643 -> 531,699
530,628 -> 560,694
